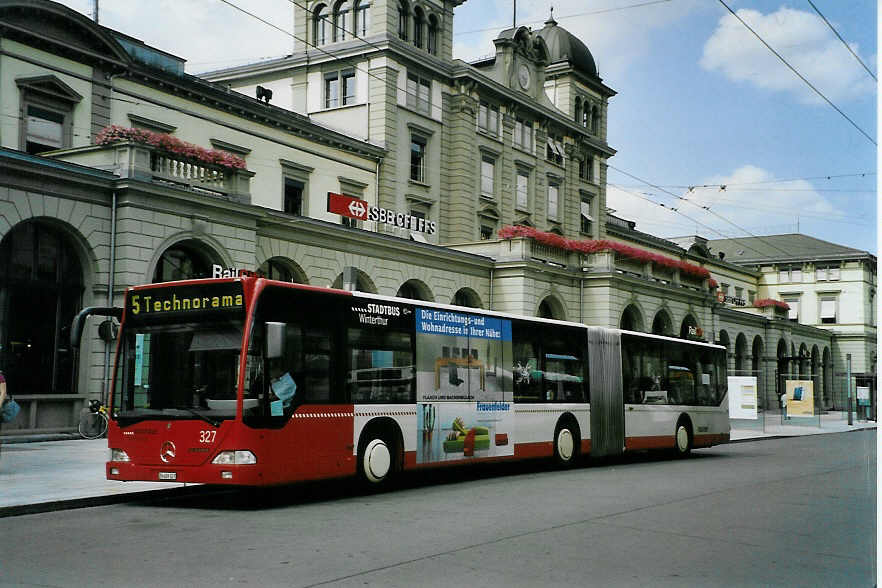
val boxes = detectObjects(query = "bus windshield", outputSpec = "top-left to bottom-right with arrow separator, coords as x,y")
112,319 -> 245,424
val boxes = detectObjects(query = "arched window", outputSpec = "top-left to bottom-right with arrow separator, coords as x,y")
398,0 -> 409,41
582,103 -> 590,128
427,14 -> 438,55
413,7 -> 424,48
0,220 -> 84,395
333,1 -> 351,42
591,105 -> 599,133
153,240 -> 215,283
574,97 -> 582,125
314,4 -> 331,46
354,0 -> 370,37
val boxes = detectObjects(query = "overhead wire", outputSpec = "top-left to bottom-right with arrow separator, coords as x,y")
716,0 -> 875,146
805,0 -> 876,81
607,164 -> 802,258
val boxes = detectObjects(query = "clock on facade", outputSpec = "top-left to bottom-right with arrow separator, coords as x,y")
517,64 -> 531,90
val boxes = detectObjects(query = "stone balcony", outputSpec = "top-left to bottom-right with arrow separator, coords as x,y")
47,141 -> 254,204
453,237 -> 711,293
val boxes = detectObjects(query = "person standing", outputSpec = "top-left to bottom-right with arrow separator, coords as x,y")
0,371 -> 6,461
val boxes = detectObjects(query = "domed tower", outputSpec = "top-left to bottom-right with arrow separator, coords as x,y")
536,12 -> 613,142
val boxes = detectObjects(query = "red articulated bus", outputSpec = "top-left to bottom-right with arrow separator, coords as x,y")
75,275 -> 729,487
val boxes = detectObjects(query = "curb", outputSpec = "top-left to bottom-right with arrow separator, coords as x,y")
0,485 -> 208,519
728,426 -> 876,444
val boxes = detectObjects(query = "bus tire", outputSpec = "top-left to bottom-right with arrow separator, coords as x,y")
357,422 -> 400,487
553,417 -> 580,467
674,417 -> 692,457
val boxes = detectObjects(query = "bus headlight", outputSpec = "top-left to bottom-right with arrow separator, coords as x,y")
211,450 -> 257,465
110,449 -> 131,462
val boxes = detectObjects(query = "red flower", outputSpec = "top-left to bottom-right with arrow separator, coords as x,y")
497,225 -> 711,278
754,298 -> 790,310
95,126 -> 246,170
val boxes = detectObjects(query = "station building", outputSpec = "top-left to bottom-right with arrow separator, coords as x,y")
0,0 -> 873,436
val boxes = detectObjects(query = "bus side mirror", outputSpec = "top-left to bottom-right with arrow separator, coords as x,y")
265,322 -> 286,359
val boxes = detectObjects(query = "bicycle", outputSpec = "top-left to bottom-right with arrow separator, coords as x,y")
78,399 -> 109,439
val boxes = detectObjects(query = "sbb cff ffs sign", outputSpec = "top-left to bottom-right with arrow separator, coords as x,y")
327,192 -> 437,235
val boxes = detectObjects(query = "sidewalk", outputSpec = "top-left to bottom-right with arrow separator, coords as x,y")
0,412 -> 875,517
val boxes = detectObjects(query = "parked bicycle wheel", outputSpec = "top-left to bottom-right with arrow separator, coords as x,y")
79,410 -> 108,439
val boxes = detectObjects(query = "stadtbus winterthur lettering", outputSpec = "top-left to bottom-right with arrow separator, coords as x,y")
129,292 -> 244,315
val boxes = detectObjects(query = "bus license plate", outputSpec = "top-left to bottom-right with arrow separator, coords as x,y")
158,472 -> 177,481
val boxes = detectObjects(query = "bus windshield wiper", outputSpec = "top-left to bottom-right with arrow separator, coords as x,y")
178,407 -> 220,427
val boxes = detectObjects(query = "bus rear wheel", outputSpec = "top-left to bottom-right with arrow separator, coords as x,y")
674,419 -> 692,457
553,420 -> 580,467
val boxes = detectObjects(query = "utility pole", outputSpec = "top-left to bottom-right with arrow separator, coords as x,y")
92,0 -> 99,23
847,353 -> 853,425
513,0 -> 516,28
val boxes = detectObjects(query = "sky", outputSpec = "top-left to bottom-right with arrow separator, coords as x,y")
57,0 -> 877,254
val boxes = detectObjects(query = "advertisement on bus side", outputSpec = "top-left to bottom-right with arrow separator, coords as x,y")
414,308 -> 514,463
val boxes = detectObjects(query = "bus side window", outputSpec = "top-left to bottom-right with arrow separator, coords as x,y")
542,325 -> 586,403
512,321 -> 541,402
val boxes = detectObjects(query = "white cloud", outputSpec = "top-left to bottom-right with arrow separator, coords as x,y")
454,0 -> 705,79
607,165 -> 847,239
700,7 -> 875,103
59,0 -> 295,72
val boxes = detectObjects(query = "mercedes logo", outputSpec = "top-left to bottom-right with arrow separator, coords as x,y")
160,440 -> 177,463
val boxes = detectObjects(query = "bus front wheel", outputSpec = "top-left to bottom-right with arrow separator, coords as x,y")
674,419 -> 692,457
361,438 -> 391,483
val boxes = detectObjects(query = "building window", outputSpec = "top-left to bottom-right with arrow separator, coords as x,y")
547,183 -> 559,221
591,105 -> 600,134
582,104 -> 590,128
578,155 -> 594,183
398,0 -> 409,40
324,70 -> 355,108
513,118 -> 533,152
284,179 -> 304,215
315,4 -> 331,45
574,97 -> 582,125
516,171 -> 529,210
24,105 -> 64,154
580,193 -> 593,234
480,155 -> 495,197
819,297 -> 837,324
406,73 -> 430,114
546,135 -> 564,166
480,225 -> 494,240
427,15 -> 438,55
410,135 -> 426,182
748,290 -> 756,304
478,101 -> 499,135
354,0 -> 370,36
816,264 -> 841,281
783,297 -> 799,322
779,265 -> 802,283
413,7 -> 424,48
721,283 -> 730,296
735,286 -> 743,300
333,1 -> 351,41
17,76 -> 82,155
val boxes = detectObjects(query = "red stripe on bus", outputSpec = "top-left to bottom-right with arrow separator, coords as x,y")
625,435 -> 675,450
693,433 -> 729,447
514,441 -> 554,459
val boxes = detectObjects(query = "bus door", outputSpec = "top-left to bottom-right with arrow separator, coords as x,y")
587,327 -> 624,457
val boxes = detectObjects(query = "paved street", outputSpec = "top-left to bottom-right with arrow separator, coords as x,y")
0,430 -> 875,587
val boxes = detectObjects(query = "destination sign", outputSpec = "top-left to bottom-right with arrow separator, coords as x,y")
126,283 -> 244,318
